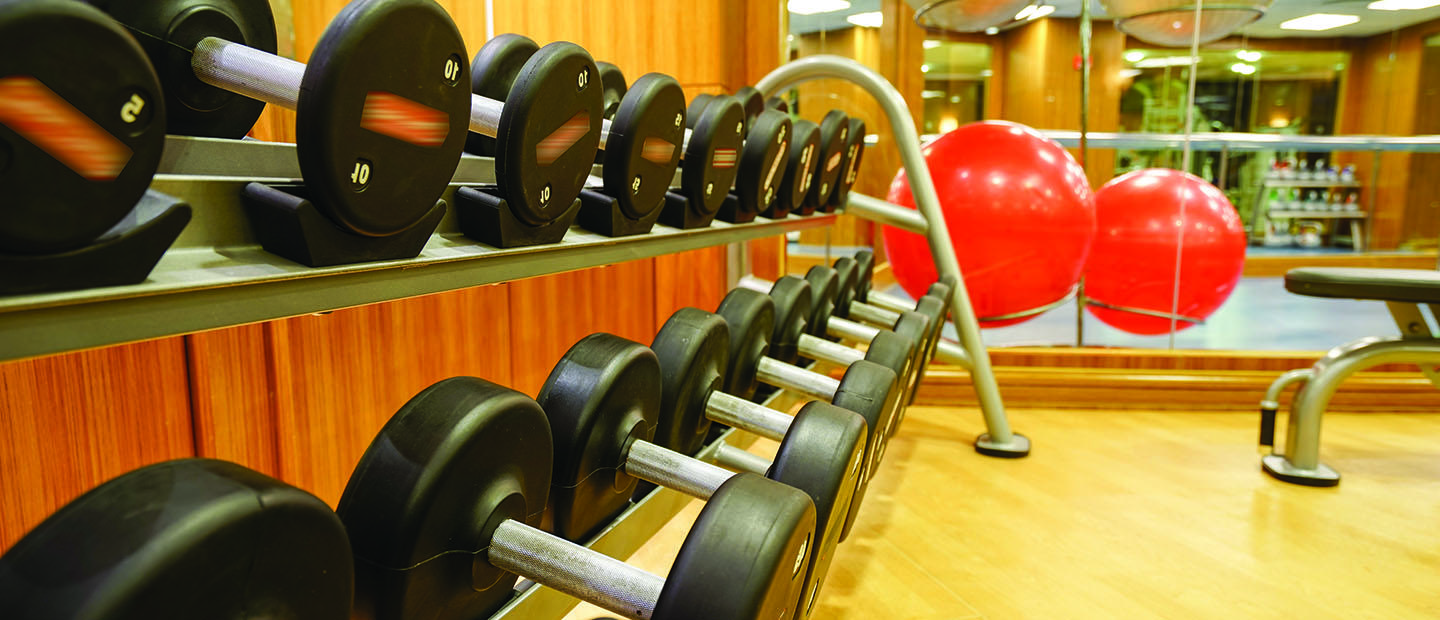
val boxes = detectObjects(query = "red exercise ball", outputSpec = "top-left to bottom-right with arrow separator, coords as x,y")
1084,168 -> 1246,335
882,121 -> 1095,327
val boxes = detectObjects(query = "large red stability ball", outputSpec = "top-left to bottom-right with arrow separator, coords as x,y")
882,121 -> 1095,327
1084,168 -> 1246,335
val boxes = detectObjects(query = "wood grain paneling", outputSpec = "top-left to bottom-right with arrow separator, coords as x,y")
0,340 -> 194,552
654,246 -> 729,329
508,259 -> 657,397
187,324 -> 281,477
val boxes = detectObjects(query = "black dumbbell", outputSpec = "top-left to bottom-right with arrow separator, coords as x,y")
649,308 -> 870,617
597,61 -> 627,118
805,110 -> 849,214
764,118 -> 820,219
536,332 -> 856,618
827,117 -> 867,210
686,93 -> 792,223
101,0 -> 475,240
339,376 -> 816,620
0,0 -> 173,255
0,459 -> 353,619
739,266 -> 935,404
714,288 -> 900,526
833,251 -> 956,405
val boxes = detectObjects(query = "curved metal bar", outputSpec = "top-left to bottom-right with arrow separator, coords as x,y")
1083,298 -> 1206,325
981,287 -> 1079,322
1284,338 -> 1440,471
759,56 -> 1020,451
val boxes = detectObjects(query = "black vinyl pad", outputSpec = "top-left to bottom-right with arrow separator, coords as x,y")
0,0 -> 167,252
716,287 -> 776,399
337,377 -> 552,620
297,0 -> 471,236
605,73 -> 685,221
652,474 -> 814,620
1285,267 -> 1440,304
768,402 -> 866,618
537,333 -> 660,541
0,459 -> 352,620
651,308 -> 729,457
99,0 -> 277,139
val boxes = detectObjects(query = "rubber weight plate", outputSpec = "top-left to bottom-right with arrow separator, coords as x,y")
337,377 -> 552,620
831,255 -> 859,318
466,33 -> 539,157
911,295 -> 947,384
537,333 -> 661,541
0,0 -> 166,253
804,265 -> 839,340
679,95 -> 744,218
767,275 -> 813,365
651,308 -> 729,457
852,248 -> 875,303
831,360 -> 898,540
498,42 -> 604,226
596,61 -> 626,119
773,119 -> 819,218
98,0 -> 276,139
651,474 -> 814,620
766,96 -> 789,114
732,85 -> 764,130
734,109 -> 791,216
604,73 -> 684,221
296,0 -> 469,236
805,109 -> 848,214
0,459 -> 352,620
865,330 -> 915,406
716,287 -> 775,399
684,93 -> 715,130
831,117 -> 866,208
769,402 -> 866,619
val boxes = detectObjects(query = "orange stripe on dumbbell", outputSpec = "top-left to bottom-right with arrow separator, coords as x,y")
712,148 -> 737,169
536,111 -> 590,166
360,92 -> 449,147
0,76 -> 132,181
641,137 -> 675,165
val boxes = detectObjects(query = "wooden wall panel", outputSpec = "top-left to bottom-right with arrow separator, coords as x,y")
654,246 -> 729,329
187,324 -> 281,477
508,259 -> 658,397
0,340 -> 194,552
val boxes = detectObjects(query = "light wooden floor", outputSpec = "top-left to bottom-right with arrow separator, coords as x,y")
565,407 -> 1440,619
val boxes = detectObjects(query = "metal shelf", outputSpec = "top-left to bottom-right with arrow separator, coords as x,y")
0,137 -> 835,362
1261,179 -> 1361,188
1268,211 -> 1368,219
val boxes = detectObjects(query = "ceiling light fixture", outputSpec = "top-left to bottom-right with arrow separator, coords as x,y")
1230,62 -> 1257,75
1014,4 -> 1038,20
921,63 -> 932,72
787,0 -> 851,15
1100,1 -> 1273,47
1028,4 -> 1056,19
1124,50 -> 1146,62
924,39 -> 942,48
1236,50 -> 1262,62
1133,55 -> 1199,68
1368,0 -> 1440,10
1280,13 -> 1360,31
846,10 -> 884,27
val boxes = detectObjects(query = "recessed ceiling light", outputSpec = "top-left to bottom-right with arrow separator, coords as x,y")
922,90 -> 946,99
846,11 -> 883,28
1124,50 -> 1146,62
921,64 -> 932,72
1014,4 -> 1037,20
1029,5 -> 1056,19
924,40 -> 942,49
787,0 -> 850,15
985,26 -> 1000,35
980,69 -> 993,77
1230,62 -> 1257,75
1280,13 -> 1360,31
1236,50 -> 1262,62
1368,0 -> 1440,10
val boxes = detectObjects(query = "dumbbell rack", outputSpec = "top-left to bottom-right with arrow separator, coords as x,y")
0,136 -> 836,363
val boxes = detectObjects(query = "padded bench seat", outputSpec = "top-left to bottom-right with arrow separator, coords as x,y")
1285,267 -> 1440,304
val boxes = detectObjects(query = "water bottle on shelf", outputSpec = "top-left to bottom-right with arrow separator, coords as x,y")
1327,190 -> 1343,212
1280,157 -> 1298,180
1345,191 -> 1361,212
1340,165 -> 1356,183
